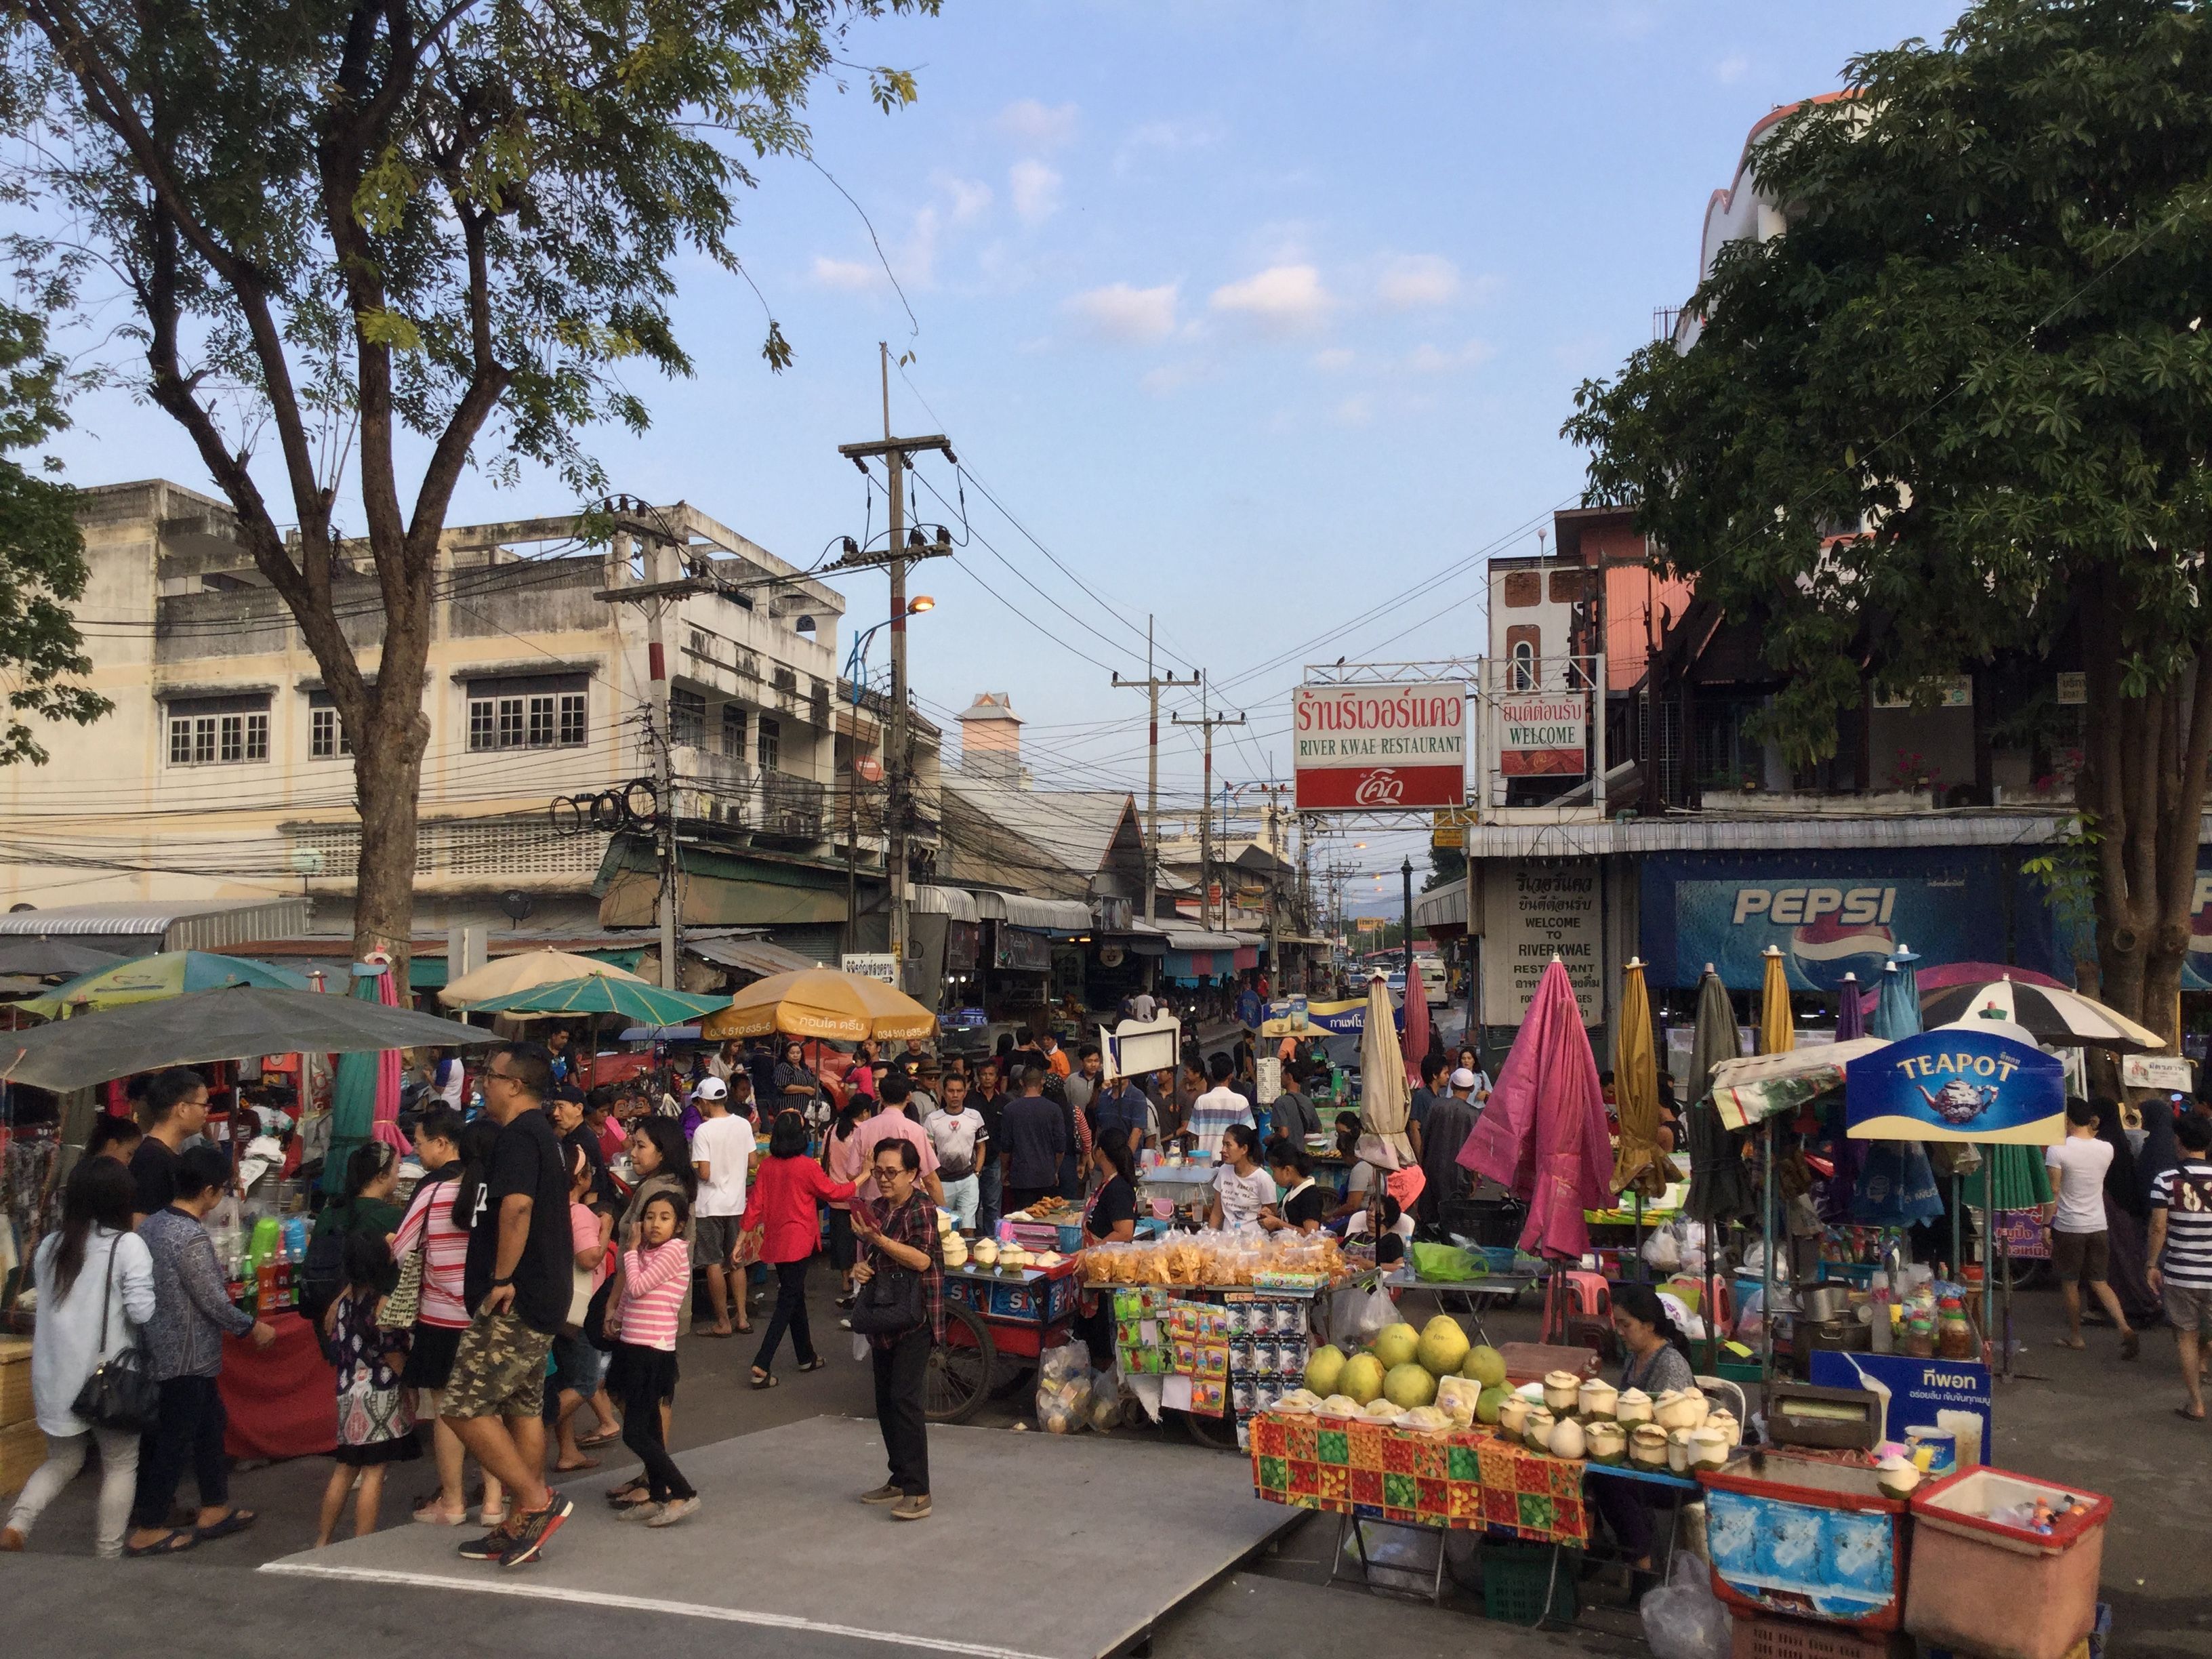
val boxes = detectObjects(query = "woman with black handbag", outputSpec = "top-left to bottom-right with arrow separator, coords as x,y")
3,1158 -> 157,1557
850,1138 -> 943,1523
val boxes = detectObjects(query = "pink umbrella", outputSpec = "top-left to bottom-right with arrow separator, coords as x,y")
1458,958 -> 1612,1262
1401,958 -> 1431,1087
369,954 -> 409,1156
1856,958 -> 2064,1019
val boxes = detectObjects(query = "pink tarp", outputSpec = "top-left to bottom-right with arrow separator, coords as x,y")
1458,959 -> 1612,1261
369,957 -> 409,1155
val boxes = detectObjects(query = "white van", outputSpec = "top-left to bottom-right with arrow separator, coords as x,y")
1412,954 -> 1450,1005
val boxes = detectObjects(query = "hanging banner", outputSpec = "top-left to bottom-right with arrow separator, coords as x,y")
1292,682 -> 1466,811
1494,693 -> 1587,777
1845,1027 -> 2065,1143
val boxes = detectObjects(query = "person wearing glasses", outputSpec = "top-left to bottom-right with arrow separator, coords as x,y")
440,1042 -> 578,1570
850,1139 -> 943,1522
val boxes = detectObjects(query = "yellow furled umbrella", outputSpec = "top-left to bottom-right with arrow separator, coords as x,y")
1758,945 -> 1795,1057
701,967 -> 938,1043
441,948 -> 646,1008
1612,958 -> 1676,1197
1356,972 -> 1415,1164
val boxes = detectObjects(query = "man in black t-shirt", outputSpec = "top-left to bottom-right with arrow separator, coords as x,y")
442,1040 -> 576,1569
129,1067 -> 209,1223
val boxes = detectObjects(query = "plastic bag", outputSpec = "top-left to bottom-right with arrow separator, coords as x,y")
1037,1340 -> 1094,1434
1329,1280 -> 1397,1349
1640,1553 -> 1730,1659
1641,1224 -> 1682,1272
1086,1367 -> 1124,1432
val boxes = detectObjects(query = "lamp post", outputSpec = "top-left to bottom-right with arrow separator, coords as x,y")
1401,857 -> 1414,981
843,596 -> 934,949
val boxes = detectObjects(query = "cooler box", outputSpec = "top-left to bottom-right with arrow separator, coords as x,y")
1905,1467 -> 2109,1659
1702,1450 -> 1909,1629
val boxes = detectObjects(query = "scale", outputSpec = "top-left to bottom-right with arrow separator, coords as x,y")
1764,1380 -> 1883,1452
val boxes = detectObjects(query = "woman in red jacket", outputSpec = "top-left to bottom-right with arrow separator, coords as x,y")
750,1109 -> 857,1389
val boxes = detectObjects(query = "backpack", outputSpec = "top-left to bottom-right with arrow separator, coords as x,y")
297,1221 -> 349,1326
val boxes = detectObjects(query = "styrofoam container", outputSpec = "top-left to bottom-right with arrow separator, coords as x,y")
1905,1467 -> 2109,1659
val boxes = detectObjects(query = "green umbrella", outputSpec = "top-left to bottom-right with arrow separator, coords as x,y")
462,975 -> 724,1027
20,949 -> 308,1018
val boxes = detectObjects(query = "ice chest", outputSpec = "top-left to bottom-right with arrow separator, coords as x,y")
1905,1467 -> 2109,1659
1702,1450 -> 1909,1629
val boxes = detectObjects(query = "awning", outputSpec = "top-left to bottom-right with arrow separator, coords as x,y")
974,892 -> 1092,932
1412,884 -> 1468,934
0,897 -> 309,954
687,935 -> 821,979
912,884 -> 981,923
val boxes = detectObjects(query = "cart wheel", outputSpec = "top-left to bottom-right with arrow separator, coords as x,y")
1181,1406 -> 1241,1452
926,1302 -> 995,1424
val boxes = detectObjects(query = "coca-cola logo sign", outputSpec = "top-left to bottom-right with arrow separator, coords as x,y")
1292,679 -> 1467,813
1353,771 -> 1406,806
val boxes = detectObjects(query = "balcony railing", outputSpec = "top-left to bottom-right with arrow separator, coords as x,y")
670,746 -> 825,839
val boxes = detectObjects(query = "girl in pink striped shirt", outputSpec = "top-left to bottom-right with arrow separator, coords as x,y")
605,1193 -> 697,1525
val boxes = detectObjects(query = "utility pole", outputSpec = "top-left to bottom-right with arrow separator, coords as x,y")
1173,683 -> 1244,933
1111,616 -> 1198,925
838,348 -> 954,989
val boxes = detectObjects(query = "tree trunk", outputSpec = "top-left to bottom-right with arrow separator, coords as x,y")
347,672 -> 432,991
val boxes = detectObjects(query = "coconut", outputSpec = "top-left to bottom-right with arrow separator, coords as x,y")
1549,1416 -> 1588,1460
1689,1426 -> 1732,1470
1629,1423 -> 1671,1467
1461,1343 -> 1509,1389
1705,1408 -> 1742,1449
1666,1426 -> 1693,1473
1654,1387 -> 1707,1431
1372,1322 -> 1421,1370
1383,1362 -> 1439,1411
1542,1370 -> 1581,1412
972,1239 -> 1000,1268
1615,1388 -> 1654,1425
1340,1353 -> 1387,1406
1496,1393 -> 1534,1437
1416,1316 -> 1471,1379
1585,1421 -> 1628,1465
942,1236 -> 970,1269
1877,1455 -> 1923,1502
1578,1378 -> 1619,1420
1522,1407 -> 1556,1454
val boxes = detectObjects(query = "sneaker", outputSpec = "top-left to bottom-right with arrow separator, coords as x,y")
892,1493 -> 931,1522
615,1500 -> 662,1524
497,1496 -> 574,1568
647,1496 -> 699,1528
859,1483 -> 902,1504
457,1525 -> 516,1561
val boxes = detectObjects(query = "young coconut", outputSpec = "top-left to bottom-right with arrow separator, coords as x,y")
1615,1387 -> 1654,1426
1876,1455 -> 1923,1502
1548,1416 -> 1589,1460
1522,1406 -> 1556,1454
1629,1423 -> 1671,1467
1578,1378 -> 1618,1421
1584,1420 -> 1628,1465
1541,1370 -> 1581,1412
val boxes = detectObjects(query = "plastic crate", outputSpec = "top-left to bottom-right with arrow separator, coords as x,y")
1732,1612 -> 1914,1659
1479,1538 -> 1578,1625
1441,1196 -> 1524,1248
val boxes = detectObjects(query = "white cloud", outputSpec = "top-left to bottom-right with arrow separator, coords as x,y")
1210,264 -> 1333,334
1010,159 -> 1062,225
811,255 -> 881,293
1065,281 -> 1179,345
941,175 -> 993,225
1404,338 -> 1496,374
1715,52 -> 1750,83
1115,116 -> 1225,175
1312,347 -> 1356,373
1335,394 -> 1374,426
1141,363 -> 1203,397
1376,253 -> 1461,310
998,98 -> 1078,148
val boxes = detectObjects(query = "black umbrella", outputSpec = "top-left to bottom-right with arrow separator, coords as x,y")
1920,977 -> 2162,1052
0,984 -> 496,1092
1683,970 -> 1755,1225
0,939 -> 126,979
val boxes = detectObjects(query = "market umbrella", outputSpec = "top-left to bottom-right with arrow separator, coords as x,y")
1853,960 -> 2066,1024
1836,972 -> 1866,1042
1401,958 -> 1431,1088
701,966 -> 937,1043
1612,958 -> 1674,1199
1355,974 -> 1416,1164
0,939 -> 124,979
1683,970 -> 1753,1221
1920,976 -> 2162,1052
1856,947 -> 1945,1235
329,960 -> 411,1192
20,949 -> 308,1018
466,975 -> 725,1027
1460,958 -> 1612,1262
1758,945 -> 1794,1056
0,983 -> 494,1093
1823,974 -> 1868,1221
1872,947 -> 1923,1042
439,948 -> 646,1008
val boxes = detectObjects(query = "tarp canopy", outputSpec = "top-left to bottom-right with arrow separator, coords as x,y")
1708,1036 -> 1889,1131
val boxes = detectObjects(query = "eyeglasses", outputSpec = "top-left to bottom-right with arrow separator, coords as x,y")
872,1164 -> 909,1180
483,1069 -> 518,1084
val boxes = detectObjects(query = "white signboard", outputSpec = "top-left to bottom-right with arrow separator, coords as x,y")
841,953 -> 898,985
1481,859 -> 1603,1027
2122,1054 -> 2194,1092
1292,681 -> 1467,811
1494,693 -> 1587,778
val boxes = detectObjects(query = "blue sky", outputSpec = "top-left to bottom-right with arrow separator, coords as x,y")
43,0 -> 1966,909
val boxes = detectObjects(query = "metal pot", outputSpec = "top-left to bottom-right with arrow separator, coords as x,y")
1800,1284 -> 1851,1326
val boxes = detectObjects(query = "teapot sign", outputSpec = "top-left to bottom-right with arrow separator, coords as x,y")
1845,1027 -> 2065,1144
1292,681 -> 1466,811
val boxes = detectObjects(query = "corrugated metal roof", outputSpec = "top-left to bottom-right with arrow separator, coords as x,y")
1413,885 -> 1468,929
974,892 -> 1092,931
0,897 -> 308,951
912,885 -> 981,923
687,935 -> 821,977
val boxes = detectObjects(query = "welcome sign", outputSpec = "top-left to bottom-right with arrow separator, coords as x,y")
1845,1027 -> 2065,1144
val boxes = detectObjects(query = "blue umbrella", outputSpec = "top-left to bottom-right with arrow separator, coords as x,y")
1872,946 -> 1923,1041
1858,946 -> 1943,1227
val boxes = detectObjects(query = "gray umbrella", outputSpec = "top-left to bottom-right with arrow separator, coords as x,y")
1684,968 -> 1755,1225
0,984 -> 495,1092
0,939 -> 126,979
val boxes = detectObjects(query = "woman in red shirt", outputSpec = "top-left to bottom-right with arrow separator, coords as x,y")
749,1109 -> 857,1389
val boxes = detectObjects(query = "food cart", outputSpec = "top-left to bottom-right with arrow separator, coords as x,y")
928,1256 -> 1084,1424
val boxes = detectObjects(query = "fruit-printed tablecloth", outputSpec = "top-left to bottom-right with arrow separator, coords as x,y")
1248,1412 -> 1589,1546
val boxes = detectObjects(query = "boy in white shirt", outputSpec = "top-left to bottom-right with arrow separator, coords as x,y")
2045,1097 -> 2138,1358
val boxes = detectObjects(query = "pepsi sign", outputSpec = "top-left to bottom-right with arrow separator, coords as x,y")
1673,877 -> 1973,992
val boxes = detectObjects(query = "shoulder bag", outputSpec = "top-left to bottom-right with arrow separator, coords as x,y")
71,1239 -> 159,1433
850,1203 -> 926,1336
376,1180 -> 445,1331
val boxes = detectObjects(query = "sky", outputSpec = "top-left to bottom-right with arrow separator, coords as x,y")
39,0 -> 1968,914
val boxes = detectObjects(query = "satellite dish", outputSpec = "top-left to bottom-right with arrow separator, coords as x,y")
501,890 -> 535,923
854,756 -> 884,783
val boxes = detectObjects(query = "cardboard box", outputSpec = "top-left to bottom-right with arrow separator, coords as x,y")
0,1335 -> 30,1429
0,1416 -> 44,1501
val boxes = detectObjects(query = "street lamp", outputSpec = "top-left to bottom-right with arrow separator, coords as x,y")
1401,857 -> 1414,981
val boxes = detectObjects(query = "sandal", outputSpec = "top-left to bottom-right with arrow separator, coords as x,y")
2176,1405 -> 2206,1421
125,1528 -> 199,1558
193,1509 -> 256,1542
750,1369 -> 779,1390
554,1456 -> 600,1473
2053,1336 -> 2086,1351
607,1478 -> 646,1501
796,1357 -> 827,1374
411,1501 -> 470,1526
578,1429 -> 621,1449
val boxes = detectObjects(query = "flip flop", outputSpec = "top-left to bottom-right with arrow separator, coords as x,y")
126,1529 -> 199,1558
578,1429 -> 622,1449
699,1328 -> 735,1340
194,1509 -> 256,1542
607,1478 -> 646,1500
2178,1406 -> 2207,1421
2053,1337 -> 2086,1350
554,1457 -> 600,1473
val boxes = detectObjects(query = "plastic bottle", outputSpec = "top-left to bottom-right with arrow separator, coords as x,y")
1937,1294 -> 1975,1360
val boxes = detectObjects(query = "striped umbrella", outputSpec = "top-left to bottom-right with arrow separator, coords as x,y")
1921,977 -> 2162,1053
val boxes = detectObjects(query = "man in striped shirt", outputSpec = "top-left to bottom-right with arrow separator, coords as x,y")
2148,1112 -> 2212,1421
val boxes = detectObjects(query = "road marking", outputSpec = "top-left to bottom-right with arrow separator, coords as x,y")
259,1561 -> 1052,1659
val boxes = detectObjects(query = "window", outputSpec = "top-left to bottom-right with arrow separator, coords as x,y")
671,687 -> 706,749
756,714 -> 780,773
164,694 -> 270,768
721,701 -> 747,759
465,672 -> 589,752
307,691 -> 352,759
1509,638 -> 1537,692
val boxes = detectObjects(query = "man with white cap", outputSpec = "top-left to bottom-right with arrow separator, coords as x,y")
689,1076 -> 756,1338
1416,1067 -> 1482,1227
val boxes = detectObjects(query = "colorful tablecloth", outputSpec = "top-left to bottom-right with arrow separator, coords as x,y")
1249,1412 -> 1589,1546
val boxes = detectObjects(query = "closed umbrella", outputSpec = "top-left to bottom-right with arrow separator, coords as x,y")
329,960 -> 409,1192
1683,966 -> 1753,1369
1401,959 -> 1431,1088
1356,975 -> 1415,1165
1612,958 -> 1673,1200
1823,974 -> 1866,1221
1836,972 -> 1866,1042
1460,958 -> 1612,1265
1872,948 -> 1923,1042
440,948 -> 645,1008
1758,945 -> 1794,1056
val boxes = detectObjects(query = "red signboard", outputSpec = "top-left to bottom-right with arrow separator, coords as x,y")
1292,682 -> 1466,812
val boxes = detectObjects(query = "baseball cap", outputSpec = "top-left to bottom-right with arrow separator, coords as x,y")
693,1076 -> 729,1101
1450,1067 -> 1478,1089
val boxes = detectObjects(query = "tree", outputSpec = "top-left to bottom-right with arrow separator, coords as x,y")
1565,0 -> 2212,1042
1,1 -> 934,975
0,305 -> 106,762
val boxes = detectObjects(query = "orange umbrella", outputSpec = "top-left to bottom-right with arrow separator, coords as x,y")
700,967 -> 937,1043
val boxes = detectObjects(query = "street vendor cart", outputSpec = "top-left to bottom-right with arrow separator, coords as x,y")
928,1258 -> 1084,1423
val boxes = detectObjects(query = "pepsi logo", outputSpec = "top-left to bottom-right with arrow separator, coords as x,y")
1790,912 -> 1896,994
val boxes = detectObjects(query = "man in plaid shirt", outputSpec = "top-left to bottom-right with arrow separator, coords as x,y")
852,1139 -> 943,1521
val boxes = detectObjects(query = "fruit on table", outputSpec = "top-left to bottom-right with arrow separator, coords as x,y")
1434,1375 -> 1481,1429
1578,1378 -> 1618,1420
1542,1370 -> 1581,1412
1476,1385 -> 1511,1425
1382,1362 -> 1438,1411
1339,1353 -> 1387,1406
1654,1387 -> 1708,1431
1522,1406 -> 1555,1454
1495,1393 -> 1534,1437
1415,1315 -> 1470,1378
1305,1345 -> 1349,1398
1320,1394 -> 1363,1418
1461,1344 -> 1509,1388
1549,1416 -> 1587,1460
972,1239 -> 1000,1268
1371,1322 -> 1420,1370
1584,1421 -> 1627,1465
1876,1454 -> 1923,1501
942,1236 -> 969,1269
1629,1423 -> 1670,1467
1615,1387 -> 1653,1425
